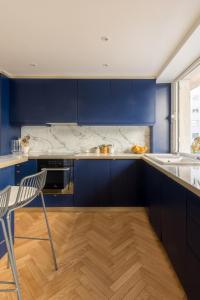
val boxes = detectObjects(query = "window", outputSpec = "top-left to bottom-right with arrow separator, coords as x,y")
173,65 -> 200,154
191,86 -> 200,142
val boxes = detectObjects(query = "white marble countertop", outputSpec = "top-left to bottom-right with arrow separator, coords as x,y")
28,152 -> 143,159
2,151 -> 200,198
0,155 -> 28,169
143,156 -> 200,197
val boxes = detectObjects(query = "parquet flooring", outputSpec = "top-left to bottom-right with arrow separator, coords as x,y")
0,208 -> 187,299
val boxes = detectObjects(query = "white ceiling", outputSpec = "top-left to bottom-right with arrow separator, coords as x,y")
0,0 -> 200,79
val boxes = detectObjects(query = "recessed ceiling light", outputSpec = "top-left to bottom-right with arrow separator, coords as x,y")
102,64 -> 109,67
29,63 -> 37,67
101,36 -> 109,42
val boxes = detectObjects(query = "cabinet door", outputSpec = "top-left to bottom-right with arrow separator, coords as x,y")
161,176 -> 186,285
74,160 -> 111,206
185,191 -> 200,300
10,79 -> 77,124
15,160 -> 38,185
111,159 -> 140,206
78,80 -> 112,124
0,166 -> 15,258
132,80 -> 155,124
145,163 -> 162,239
110,80 -> 133,124
78,79 -> 156,125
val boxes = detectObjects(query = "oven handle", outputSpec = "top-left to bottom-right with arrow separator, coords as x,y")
41,168 -> 70,171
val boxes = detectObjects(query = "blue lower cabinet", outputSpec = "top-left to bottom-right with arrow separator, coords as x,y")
15,160 -> 40,207
28,194 -> 74,207
74,160 -> 111,206
144,163 -> 163,239
110,159 -> 141,206
161,176 -> 187,286
186,191 -> 200,300
15,160 -> 38,184
74,159 -> 141,207
0,166 -> 15,259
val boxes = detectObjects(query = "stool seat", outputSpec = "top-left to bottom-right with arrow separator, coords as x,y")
9,186 -> 38,207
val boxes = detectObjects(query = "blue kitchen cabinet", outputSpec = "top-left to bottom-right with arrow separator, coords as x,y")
74,159 -> 142,207
151,84 -> 171,153
110,159 -> 141,206
74,159 -> 111,206
10,79 -> 77,124
0,166 -> 15,258
15,160 -> 38,185
78,79 -> 156,125
77,80 -> 112,124
185,191 -> 200,300
109,80 -> 134,124
131,80 -> 155,125
144,163 -> 162,239
161,176 -> 187,286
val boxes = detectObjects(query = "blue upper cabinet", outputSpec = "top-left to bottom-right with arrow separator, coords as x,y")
78,79 -> 156,125
10,79 -> 77,124
132,79 -> 155,125
78,80 -> 112,124
10,78 -> 156,125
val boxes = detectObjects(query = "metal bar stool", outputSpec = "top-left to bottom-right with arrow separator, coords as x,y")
0,186 -> 22,300
7,169 -> 58,275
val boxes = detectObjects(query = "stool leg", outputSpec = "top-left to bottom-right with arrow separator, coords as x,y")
6,213 -> 23,300
40,192 -> 58,270
0,219 -> 22,300
6,252 -> 10,269
6,214 -> 12,269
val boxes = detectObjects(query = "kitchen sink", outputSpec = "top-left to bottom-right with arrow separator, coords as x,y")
145,154 -> 200,165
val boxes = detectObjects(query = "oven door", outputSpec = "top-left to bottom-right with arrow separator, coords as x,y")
42,167 -> 73,195
38,159 -> 74,195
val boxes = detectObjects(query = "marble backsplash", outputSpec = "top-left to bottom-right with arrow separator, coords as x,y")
21,125 -> 150,154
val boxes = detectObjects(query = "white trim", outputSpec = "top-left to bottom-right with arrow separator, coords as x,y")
7,74 -> 156,79
0,69 -> 13,78
171,82 -> 179,153
174,56 -> 200,82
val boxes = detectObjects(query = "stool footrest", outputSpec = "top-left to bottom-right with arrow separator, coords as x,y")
15,236 -> 49,241
0,281 -> 15,285
0,288 -> 17,292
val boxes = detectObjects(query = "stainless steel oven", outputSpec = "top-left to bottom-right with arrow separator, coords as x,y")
37,159 -> 73,195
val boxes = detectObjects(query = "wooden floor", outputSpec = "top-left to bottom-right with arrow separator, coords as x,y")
0,208 -> 187,300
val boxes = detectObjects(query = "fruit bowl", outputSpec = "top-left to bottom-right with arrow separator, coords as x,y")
131,145 -> 148,154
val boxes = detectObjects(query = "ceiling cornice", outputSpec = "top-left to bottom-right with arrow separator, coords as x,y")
156,16 -> 200,79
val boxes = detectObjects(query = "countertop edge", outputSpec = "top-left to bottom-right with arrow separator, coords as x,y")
0,156 -> 28,169
28,154 -> 144,159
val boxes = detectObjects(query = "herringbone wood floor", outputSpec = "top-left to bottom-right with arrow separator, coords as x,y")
0,208 -> 187,300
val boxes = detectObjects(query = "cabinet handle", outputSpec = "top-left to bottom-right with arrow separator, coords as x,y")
16,170 -> 20,174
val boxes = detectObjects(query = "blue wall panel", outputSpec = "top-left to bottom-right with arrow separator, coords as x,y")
0,75 -> 20,155
151,84 -> 171,153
